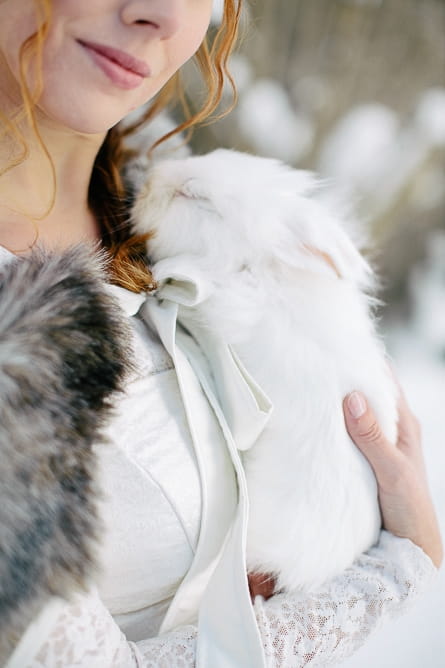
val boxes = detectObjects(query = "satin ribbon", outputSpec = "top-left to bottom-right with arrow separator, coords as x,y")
136,258 -> 273,668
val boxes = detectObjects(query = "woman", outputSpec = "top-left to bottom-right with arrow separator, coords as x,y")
0,1 -> 442,666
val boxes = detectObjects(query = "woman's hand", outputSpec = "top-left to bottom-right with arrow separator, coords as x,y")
343,384 -> 443,569
248,380 -> 442,601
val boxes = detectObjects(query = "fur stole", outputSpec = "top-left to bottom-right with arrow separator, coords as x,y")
0,246 -> 129,662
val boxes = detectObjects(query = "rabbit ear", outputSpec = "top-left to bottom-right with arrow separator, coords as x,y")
301,245 -> 342,278
275,195 -> 374,289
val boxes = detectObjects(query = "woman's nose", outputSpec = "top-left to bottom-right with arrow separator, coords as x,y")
120,0 -> 184,40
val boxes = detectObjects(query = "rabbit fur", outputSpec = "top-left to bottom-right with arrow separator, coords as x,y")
132,148 -> 399,593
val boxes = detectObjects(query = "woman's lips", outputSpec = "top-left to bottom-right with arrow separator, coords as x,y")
78,40 -> 151,90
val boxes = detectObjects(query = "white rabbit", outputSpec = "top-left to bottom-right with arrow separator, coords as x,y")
132,149 -> 399,593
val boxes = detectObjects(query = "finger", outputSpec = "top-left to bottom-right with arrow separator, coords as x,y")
343,391 -> 396,477
388,364 -> 418,428
387,367 -> 422,452
396,393 -> 421,448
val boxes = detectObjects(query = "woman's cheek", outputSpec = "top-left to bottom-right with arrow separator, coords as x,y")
135,11 -> 212,111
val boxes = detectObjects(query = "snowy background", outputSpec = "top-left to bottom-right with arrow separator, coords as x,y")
205,1 -> 445,665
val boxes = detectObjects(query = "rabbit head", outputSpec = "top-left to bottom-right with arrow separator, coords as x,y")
132,149 -> 373,289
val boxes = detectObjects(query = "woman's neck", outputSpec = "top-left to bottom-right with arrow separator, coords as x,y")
0,114 -> 106,253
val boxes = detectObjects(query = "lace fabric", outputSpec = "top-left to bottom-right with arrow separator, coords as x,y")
255,531 -> 437,668
130,628 -> 197,668
22,531 -> 436,668
30,590 -> 197,668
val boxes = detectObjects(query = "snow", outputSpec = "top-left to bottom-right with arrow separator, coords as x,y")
318,104 -> 400,195
226,53 -> 254,94
236,78 -> 314,163
317,89 -> 445,221
211,0 -> 225,25
409,232 -> 445,354
415,88 -> 445,148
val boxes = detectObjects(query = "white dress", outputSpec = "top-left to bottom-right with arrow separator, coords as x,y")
1,246 -> 437,668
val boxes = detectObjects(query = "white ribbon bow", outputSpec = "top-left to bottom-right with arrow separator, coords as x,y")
118,256 -> 273,668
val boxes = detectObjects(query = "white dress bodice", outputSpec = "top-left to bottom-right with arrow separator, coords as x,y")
94,301 -> 202,640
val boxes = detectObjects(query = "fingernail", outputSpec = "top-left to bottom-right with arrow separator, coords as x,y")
347,391 -> 367,419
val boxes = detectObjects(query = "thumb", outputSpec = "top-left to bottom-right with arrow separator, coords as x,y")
343,391 -> 394,477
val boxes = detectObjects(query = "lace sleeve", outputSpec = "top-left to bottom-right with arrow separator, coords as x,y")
20,532 -> 435,668
254,531 -> 438,668
26,590 -> 197,668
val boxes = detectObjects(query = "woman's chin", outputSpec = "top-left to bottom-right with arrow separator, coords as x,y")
36,99 -> 132,136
